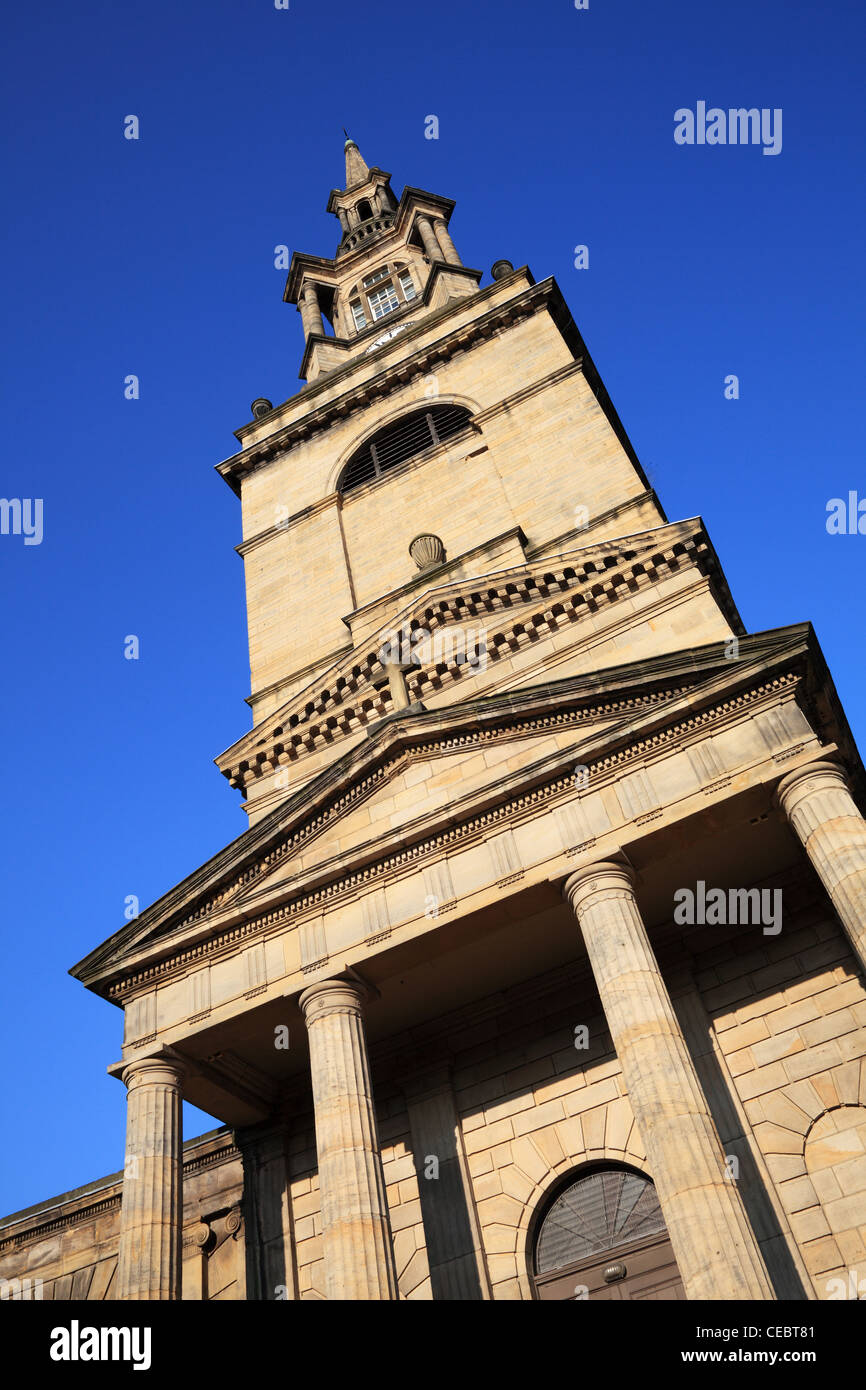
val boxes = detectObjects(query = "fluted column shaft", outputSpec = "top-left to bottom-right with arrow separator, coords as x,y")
776,761 -> 866,974
433,217 -> 462,265
564,863 -> 773,1301
415,215 -> 442,262
116,1056 -> 185,1301
299,980 -> 398,1300
299,283 -> 324,339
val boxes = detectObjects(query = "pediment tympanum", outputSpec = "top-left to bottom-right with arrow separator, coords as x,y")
71,623 -> 836,1010
215,518 -> 743,813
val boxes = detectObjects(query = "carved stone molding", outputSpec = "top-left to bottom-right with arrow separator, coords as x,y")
183,1221 -> 212,1251
106,674 -> 804,1000
222,532 -> 720,787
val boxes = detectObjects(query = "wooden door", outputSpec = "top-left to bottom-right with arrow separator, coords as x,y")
534,1231 -> 685,1300
531,1166 -> 685,1301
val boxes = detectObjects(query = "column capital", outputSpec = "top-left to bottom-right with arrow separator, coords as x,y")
120,1052 -> 186,1093
775,759 -> 850,813
563,861 -> 636,914
298,977 -> 368,1025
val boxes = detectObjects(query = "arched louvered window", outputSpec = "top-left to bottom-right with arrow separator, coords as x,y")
535,1167 -> 667,1275
338,404 -> 473,494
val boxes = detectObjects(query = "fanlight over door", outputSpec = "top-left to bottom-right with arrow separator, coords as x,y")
532,1166 -> 685,1301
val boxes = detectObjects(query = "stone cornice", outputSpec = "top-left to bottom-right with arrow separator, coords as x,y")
340,525 -> 527,631
83,649 -> 813,1001
215,521 -> 725,783
0,1131 -> 238,1253
288,184 -> 456,296
235,490 -> 340,557
73,621 -> 845,1000
326,164 -> 394,211
79,683 -> 690,993
296,260 -> 482,381
221,271 -> 546,494
102,673 -> 799,1001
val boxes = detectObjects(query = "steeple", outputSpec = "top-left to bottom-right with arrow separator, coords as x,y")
343,132 -> 370,190
284,140 -> 482,384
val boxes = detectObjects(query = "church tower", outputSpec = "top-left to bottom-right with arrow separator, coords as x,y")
214,135 -> 728,830
7,139 -> 866,1305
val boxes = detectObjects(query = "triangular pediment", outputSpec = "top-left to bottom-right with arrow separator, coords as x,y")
71,622 -> 833,996
215,516 -> 743,796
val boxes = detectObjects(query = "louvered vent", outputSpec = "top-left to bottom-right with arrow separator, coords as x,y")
338,405 -> 473,494
535,1169 -> 666,1274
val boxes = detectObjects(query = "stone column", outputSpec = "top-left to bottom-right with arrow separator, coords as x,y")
116,1055 -> 185,1301
415,215 -> 442,263
299,282 -> 324,339
299,979 -> 398,1300
563,863 -> 773,1301
776,760 -> 866,975
433,217 -> 462,265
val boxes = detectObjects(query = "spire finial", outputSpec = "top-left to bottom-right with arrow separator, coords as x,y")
343,131 -> 370,189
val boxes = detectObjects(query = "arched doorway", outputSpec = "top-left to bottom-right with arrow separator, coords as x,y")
531,1165 -> 685,1300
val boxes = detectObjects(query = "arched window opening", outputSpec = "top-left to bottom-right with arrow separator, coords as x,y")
531,1165 -> 683,1301
357,199 -> 373,222
338,405 -> 473,494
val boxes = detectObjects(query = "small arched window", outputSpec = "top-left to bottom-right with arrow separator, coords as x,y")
338,405 -> 473,494
357,199 -> 373,222
531,1165 -> 681,1300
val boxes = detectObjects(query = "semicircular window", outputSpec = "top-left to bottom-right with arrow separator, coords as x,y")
338,404 -> 473,494
535,1167 -> 667,1275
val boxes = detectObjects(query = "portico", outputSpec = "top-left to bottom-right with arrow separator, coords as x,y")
93,624 -> 866,1299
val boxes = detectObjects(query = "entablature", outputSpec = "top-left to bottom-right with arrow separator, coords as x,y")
71,623 -> 856,1021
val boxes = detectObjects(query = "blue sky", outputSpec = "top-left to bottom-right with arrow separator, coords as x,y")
1,0 -> 863,1216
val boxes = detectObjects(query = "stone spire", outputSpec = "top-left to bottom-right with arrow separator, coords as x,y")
343,133 -> 370,190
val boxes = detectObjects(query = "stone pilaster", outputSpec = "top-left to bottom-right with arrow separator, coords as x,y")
433,217 -> 461,265
403,1064 -> 490,1300
415,215 -> 442,263
237,1124 -> 297,1301
181,1220 -> 210,1301
299,979 -> 398,1300
563,863 -> 773,1301
776,760 -> 866,974
116,1055 -> 185,1301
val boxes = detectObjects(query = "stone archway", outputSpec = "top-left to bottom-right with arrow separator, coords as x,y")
748,1059 -> 866,1298
530,1165 -> 685,1301
500,1097 -> 651,1299
804,1105 -> 866,1299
